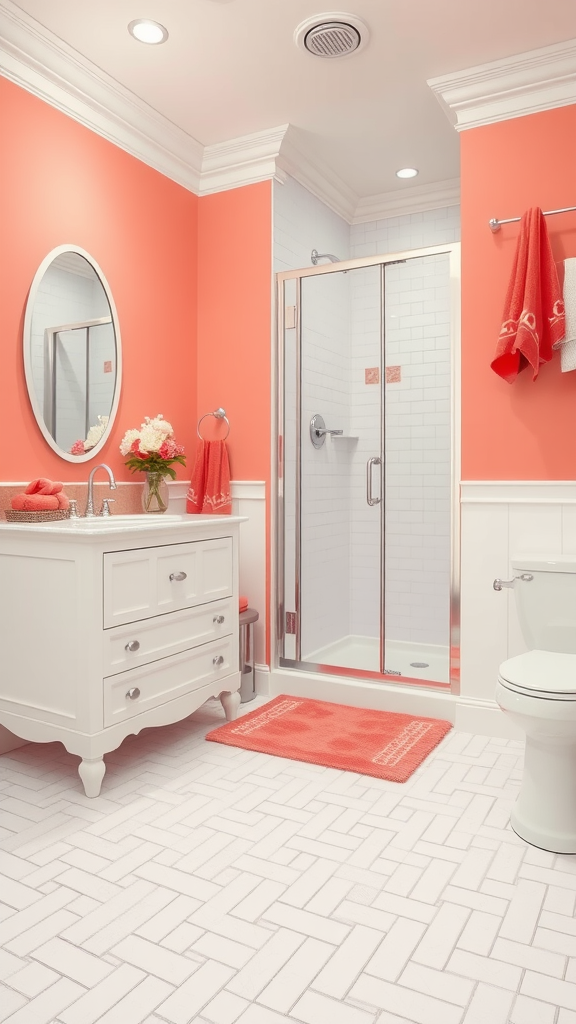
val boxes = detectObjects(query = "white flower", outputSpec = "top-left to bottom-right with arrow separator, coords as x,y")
120,414 -> 176,458
85,415 -> 109,449
139,425 -> 165,453
119,428 -> 141,456
144,414 -> 173,438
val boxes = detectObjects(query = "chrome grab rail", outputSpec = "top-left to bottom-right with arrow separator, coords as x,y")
366,457 -> 382,506
493,573 -> 533,591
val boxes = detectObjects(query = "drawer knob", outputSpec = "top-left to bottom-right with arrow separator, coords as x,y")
126,687 -> 141,701
213,655 -> 225,667
169,571 -> 187,582
125,640 -> 140,652
213,615 -> 225,624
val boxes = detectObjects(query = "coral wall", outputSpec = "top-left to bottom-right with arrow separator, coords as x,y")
461,104 -> 576,480
196,182 -> 272,483
0,76 -> 198,481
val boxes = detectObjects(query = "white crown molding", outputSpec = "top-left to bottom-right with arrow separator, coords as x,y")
0,0 -> 203,191
0,0 -> 462,224
353,178 -> 460,224
428,37 -> 576,131
277,125 -> 358,224
200,125 -> 289,195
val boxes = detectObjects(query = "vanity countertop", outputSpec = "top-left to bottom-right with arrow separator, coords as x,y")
0,513 -> 247,538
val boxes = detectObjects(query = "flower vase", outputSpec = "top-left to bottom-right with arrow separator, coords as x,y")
142,471 -> 168,514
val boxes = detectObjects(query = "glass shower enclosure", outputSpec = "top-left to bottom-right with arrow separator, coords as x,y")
276,244 -> 460,691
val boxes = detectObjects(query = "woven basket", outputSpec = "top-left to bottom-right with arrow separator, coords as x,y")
4,509 -> 71,523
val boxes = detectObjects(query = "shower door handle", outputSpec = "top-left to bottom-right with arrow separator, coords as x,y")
366,457 -> 382,506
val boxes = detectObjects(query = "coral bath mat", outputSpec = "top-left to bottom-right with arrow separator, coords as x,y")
206,695 -> 452,783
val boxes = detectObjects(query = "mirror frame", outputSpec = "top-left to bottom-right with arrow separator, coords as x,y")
23,244 -> 123,464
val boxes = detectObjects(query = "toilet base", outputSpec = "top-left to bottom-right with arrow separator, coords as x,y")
510,809 -> 576,855
512,732 -> 576,855
496,677 -> 576,855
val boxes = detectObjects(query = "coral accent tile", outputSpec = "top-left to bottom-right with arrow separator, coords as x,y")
386,365 -> 402,384
365,367 -> 380,385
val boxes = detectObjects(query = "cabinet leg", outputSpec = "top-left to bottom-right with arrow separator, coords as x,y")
78,757 -> 106,798
220,689 -> 241,722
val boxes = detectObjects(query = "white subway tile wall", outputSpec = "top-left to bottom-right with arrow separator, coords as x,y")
350,211 -> 460,650
274,176 -> 460,662
274,177 -> 351,657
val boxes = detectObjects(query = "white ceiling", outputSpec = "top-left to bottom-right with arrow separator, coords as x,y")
7,0 -> 576,198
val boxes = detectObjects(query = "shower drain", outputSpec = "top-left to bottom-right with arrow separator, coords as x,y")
410,661 -> 429,668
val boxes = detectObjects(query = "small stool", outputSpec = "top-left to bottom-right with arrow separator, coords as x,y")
239,608 -> 259,703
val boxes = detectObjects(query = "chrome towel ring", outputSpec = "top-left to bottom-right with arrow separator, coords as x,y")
197,407 -> 230,440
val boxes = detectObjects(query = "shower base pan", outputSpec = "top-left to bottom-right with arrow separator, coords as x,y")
302,636 -> 449,685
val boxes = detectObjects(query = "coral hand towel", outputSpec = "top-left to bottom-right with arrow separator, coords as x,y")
491,207 -> 565,383
186,440 -> 232,515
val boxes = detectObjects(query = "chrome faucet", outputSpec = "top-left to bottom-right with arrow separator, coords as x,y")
85,464 -> 117,517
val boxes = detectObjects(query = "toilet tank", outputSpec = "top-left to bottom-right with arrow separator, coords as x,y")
511,557 -> 576,654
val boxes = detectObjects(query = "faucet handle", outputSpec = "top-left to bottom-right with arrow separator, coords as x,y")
68,499 -> 79,519
100,498 -> 116,517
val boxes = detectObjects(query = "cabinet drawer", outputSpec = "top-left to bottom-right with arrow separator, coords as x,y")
103,537 -> 233,627
103,598 -> 234,676
103,636 -> 236,727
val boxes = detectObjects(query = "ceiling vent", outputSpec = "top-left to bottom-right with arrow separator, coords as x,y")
294,13 -> 369,59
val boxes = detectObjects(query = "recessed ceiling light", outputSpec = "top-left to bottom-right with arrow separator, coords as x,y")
128,19 -> 169,44
396,167 -> 419,179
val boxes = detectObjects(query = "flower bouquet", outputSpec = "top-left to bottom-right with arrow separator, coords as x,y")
70,415 -> 109,455
120,414 -> 186,513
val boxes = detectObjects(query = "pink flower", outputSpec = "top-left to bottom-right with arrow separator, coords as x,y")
130,439 -> 147,458
70,440 -> 85,455
159,439 -> 177,459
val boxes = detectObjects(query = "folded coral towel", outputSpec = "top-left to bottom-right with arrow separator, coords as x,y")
491,207 -> 565,383
12,479 -> 70,511
25,478 -> 63,495
239,596 -> 249,613
552,258 -> 576,372
186,440 -> 232,515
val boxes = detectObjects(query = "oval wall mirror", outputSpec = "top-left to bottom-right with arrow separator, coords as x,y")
23,245 -> 122,463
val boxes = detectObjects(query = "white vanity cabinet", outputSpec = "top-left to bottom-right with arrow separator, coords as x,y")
0,515 -> 245,796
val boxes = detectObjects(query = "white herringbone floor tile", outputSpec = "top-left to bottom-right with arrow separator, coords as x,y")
1,698 -> 576,1022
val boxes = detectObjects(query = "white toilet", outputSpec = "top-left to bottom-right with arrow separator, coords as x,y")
495,556 -> 576,854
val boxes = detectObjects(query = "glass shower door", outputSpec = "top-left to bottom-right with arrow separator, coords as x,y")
383,254 -> 452,686
278,244 -> 457,690
280,264 -> 384,674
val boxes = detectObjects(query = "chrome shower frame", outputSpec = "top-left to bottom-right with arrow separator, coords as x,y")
274,242 -> 462,694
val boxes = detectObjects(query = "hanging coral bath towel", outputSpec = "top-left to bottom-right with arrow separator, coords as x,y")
186,440 -> 232,514
491,207 -> 565,383
553,258 -> 576,372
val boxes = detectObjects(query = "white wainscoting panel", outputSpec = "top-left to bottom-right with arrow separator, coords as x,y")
460,481 -> 576,704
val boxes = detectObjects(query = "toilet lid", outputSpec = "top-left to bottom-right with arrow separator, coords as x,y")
499,650 -> 576,699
